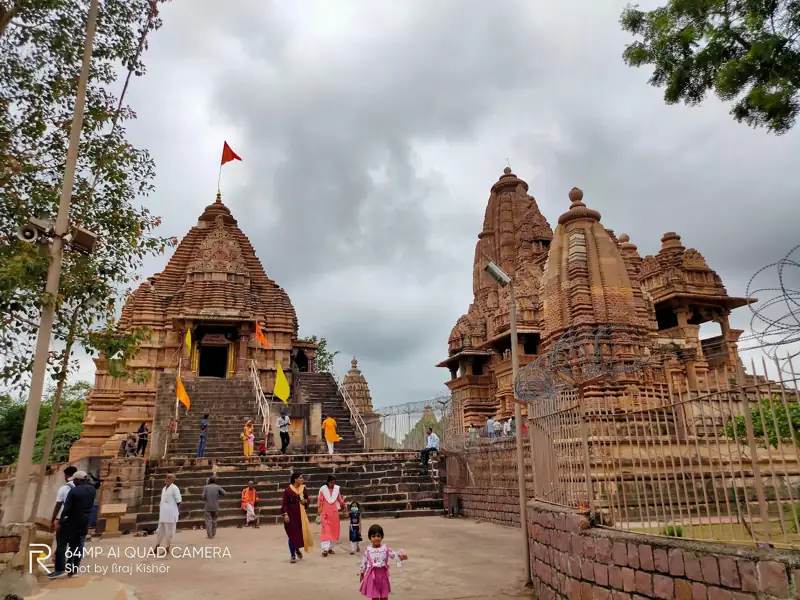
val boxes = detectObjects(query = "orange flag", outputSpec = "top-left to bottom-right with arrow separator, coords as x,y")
176,375 -> 190,411
221,141 -> 242,165
254,321 -> 271,348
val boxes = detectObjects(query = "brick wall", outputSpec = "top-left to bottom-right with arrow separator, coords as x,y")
528,500 -> 800,600
0,522 -> 38,596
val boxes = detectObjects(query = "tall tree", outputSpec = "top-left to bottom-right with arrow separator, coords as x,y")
0,0 -> 174,389
620,1 -> 800,134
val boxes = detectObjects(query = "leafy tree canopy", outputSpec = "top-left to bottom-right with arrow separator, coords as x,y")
621,0 -> 800,134
0,0 -> 174,389
725,395 -> 800,448
0,380 -> 90,465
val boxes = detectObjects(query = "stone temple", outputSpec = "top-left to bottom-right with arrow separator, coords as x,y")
70,194 -> 316,460
439,168 -> 752,426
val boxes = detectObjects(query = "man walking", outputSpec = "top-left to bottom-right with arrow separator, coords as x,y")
49,466 -> 77,578
201,476 -> 227,539
420,427 -> 440,468
276,411 -> 291,455
153,473 -> 182,554
197,413 -> 209,458
50,471 -> 95,579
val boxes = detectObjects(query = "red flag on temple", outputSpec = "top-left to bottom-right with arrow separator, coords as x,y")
254,321 -> 271,348
221,141 -> 242,166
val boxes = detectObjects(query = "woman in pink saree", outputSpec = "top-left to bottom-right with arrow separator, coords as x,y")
317,475 -> 346,557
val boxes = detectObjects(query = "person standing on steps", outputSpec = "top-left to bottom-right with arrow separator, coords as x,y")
242,419 -> 254,457
197,413 -> 209,458
239,481 -> 260,528
281,472 -> 314,564
277,411 -> 291,455
318,475 -> 346,557
321,413 -> 341,455
202,476 -> 227,539
136,422 -> 149,456
153,473 -> 182,554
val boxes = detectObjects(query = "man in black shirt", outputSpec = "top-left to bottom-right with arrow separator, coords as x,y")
50,470 -> 96,578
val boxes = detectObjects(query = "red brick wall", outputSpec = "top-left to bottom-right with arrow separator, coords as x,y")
528,500 -> 800,600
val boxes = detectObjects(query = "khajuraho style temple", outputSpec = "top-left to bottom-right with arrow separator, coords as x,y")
70,194 -> 315,459
343,358 -> 374,414
439,168 -> 752,426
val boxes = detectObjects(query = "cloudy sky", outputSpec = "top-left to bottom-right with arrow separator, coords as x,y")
74,0 -> 800,406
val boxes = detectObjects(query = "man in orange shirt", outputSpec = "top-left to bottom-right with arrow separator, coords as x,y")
240,481 -> 259,528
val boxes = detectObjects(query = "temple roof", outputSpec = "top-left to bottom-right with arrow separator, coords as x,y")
120,194 -> 298,336
639,232 -> 755,311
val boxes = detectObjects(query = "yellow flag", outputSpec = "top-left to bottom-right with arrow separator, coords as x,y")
273,362 -> 290,404
176,375 -> 190,411
185,328 -> 192,349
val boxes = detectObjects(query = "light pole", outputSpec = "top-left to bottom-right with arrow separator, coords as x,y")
484,260 -> 531,586
5,0 -> 100,523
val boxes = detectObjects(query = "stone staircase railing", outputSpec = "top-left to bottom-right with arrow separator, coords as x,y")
329,363 -> 367,449
248,359 -> 272,443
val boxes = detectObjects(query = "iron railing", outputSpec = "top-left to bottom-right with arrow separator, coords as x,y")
525,356 -> 800,548
248,359 -> 271,443
329,363 -> 367,449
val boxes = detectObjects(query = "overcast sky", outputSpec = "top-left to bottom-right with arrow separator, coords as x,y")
72,0 -> 800,407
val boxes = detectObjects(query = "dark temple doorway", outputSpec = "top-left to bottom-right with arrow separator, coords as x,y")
198,345 -> 228,378
295,349 -> 309,372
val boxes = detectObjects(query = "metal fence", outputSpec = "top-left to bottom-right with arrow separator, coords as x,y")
376,394 -> 453,451
527,356 -> 800,548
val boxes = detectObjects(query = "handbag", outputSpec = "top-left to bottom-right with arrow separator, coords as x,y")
240,432 -> 246,441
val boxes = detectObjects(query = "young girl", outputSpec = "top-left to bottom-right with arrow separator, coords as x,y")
359,524 -> 408,600
349,501 -> 362,555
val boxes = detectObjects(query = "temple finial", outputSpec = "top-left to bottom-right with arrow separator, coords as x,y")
215,191 -> 222,204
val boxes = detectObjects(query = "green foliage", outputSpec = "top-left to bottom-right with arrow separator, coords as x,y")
725,395 -> 800,448
33,381 -> 90,463
402,416 -> 442,449
620,1 -> 800,134
0,0 -> 175,389
299,335 -> 340,373
0,381 -> 90,465
660,524 -> 684,537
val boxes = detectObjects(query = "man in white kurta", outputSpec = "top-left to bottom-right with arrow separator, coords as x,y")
154,473 -> 182,552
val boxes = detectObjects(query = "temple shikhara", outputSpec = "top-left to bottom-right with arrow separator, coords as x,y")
439,168 -> 753,426
70,194 -> 313,460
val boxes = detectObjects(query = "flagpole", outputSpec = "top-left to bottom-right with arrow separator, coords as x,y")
217,163 -> 223,194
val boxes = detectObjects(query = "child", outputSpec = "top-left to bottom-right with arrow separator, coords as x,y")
349,501 -> 362,555
359,524 -> 408,600
258,439 -> 267,456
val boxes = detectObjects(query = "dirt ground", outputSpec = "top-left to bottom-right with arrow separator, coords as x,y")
39,517 -> 534,600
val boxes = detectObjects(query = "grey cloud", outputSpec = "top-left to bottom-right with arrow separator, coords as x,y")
84,0 -> 800,407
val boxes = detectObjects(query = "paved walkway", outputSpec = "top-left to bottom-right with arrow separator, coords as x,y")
33,517 -> 532,600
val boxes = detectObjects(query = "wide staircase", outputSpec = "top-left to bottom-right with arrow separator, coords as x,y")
295,372 -> 363,452
136,453 -> 442,530
135,375 -> 443,531
168,378 -> 264,458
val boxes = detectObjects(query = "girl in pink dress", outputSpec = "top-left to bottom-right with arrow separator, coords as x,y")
359,524 -> 408,600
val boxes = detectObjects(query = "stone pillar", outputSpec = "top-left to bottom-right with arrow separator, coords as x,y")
362,412 -> 382,451
0,522 -> 39,597
150,373 -> 176,459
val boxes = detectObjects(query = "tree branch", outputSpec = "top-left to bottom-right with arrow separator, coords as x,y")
0,2 -> 19,40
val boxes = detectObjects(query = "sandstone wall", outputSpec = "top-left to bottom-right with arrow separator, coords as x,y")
0,522 -> 38,596
527,500 -> 800,600
98,458 -> 147,515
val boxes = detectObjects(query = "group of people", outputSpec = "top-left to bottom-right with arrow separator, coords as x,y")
479,415 -> 525,439
47,466 -> 97,579
123,422 -> 150,457
279,472 -> 408,599
152,470 -> 407,599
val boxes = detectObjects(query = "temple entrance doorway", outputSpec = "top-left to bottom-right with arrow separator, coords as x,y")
198,345 -> 229,378
191,324 -> 239,378
295,349 -> 309,372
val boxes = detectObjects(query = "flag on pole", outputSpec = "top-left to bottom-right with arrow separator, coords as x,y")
176,375 -> 191,411
254,321 -> 271,348
221,141 -> 242,165
185,328 -> 192,349
274,362 -> 290,403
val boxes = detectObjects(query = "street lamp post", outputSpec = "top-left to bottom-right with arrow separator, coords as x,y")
5,0 -> 100,523
484,260 -> 532,586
